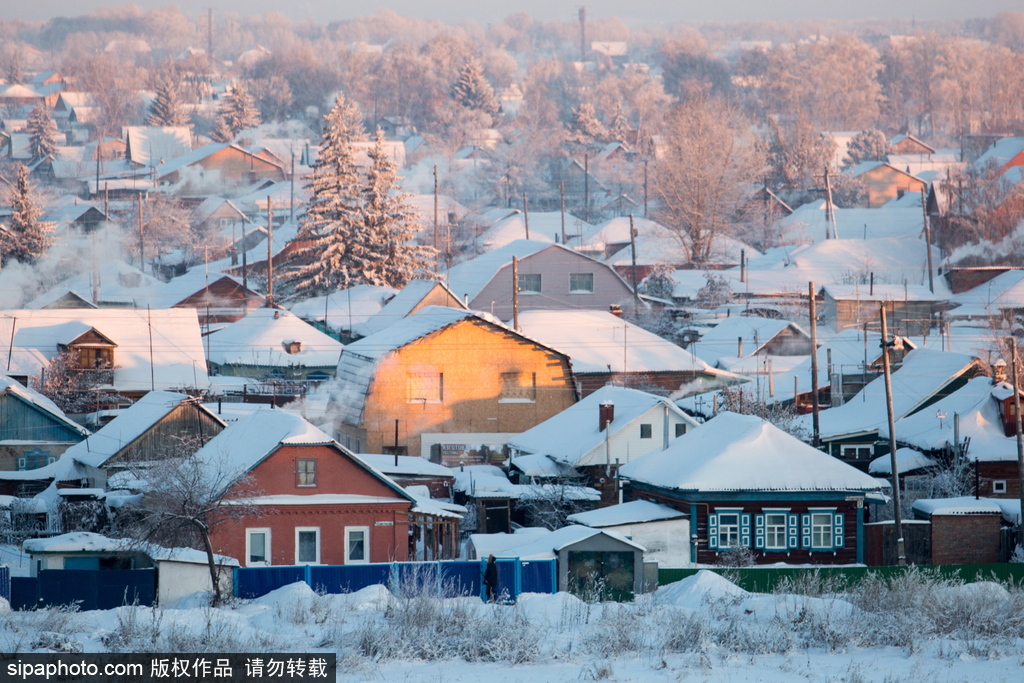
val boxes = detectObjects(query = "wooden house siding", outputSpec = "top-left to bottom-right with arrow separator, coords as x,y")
467,247 -> 635,320
159,147 -> 285,194
339,319 -> 576,458
822,291 -> 936,336
855,165 -> 927,208
173,278 -> 263,324
0,394 -> 83,444
103,403 -> 226,467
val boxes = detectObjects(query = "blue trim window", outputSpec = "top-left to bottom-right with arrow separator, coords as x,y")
710,509 -> 749,549
764,512 -> 788,550
802,509 -> 844,551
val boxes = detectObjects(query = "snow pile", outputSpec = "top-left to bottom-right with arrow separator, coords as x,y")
654,569 -> 748,608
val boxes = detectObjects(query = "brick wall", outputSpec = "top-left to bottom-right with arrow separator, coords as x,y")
930,514 -> 1001,565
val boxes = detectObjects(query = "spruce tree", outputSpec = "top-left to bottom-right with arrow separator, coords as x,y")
451,58 -> 499,117
221,82 -> 261,135
567,102 -> 608,146
353,129 -> 434,288
4,164 -> 54,265
210,116 -> 234,143
26,106 -> 58,162
147,77 -> 190,127
284,93 -> 364,297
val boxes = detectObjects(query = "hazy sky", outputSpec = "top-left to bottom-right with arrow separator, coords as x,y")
7,0 -> 1022,26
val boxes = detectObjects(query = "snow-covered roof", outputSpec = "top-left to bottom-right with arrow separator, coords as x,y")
794,348 -> 977,440
206,308 -> 342,368
509,453 -> 569,478
191,196 -> 247,224
0,374 -> 89,437
359,279 -> 467,338
288,284 -> 397,335
446,240 -> 557,301
68,391 -> 225,470
974,137 -> 1024,170
477,211 -> 593,251
153,142 -> 231,178
0,309 -> 210,392
823,283 -> 942,302
951,270 -> 1024,314
777,201 -> 925,244
912,497 -> 1003,517
26,260 -> 164,310
124,126 -> 192,167
868,448 -> 937,475
881,376 -> 1018,462
620,412 -> 881,493
514,309 -> 715,375
490,525 -> 645,560
508,385 -> 699,467
23,531 -> 238,566
567,500 -> 686,527
354,453 -> 454,478
691,316 -> 807,365
452,464 -> 599,501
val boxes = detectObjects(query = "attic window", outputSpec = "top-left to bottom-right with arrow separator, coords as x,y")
284,341 -> 302,355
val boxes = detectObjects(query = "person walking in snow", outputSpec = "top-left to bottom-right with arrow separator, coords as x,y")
483,555 -> 499,602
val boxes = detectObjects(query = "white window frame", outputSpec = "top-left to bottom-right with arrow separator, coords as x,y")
810,512 -> 834,549
517,273 -> 542,294
993,480 -> 1008,494
568,272 -> 594,294
246,527 -> 272,567
764,511 -> 788,550
345,526 -> 370,565
717,512 -> 740,549
294,527 -> 321,565
840,444 -> 873,460
296,458 -> 317,487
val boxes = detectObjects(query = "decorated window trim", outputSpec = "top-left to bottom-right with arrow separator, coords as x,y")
802,507 -> 845,552
755,508 -> 792,552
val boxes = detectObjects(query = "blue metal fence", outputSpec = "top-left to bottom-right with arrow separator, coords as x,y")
11,569 -> 156,611
234,559 -> 558,601
0,566 -> 9,604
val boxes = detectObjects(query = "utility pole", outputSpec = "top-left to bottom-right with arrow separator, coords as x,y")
583,154 -> 590,223
290,147 -> 295,222
1009,338 -> 1024,548
881,302 -> 906,566
512,256 -> 520,331
523,193 -> 529,240
560,181 -> 566,244
643,159 -> 648,219
921,188 -> 934,294
137,193 -> 145,274
809,282 -> 820,448
823,165 -> 838,239
578,6 -> 586,61
241,219 -> 248,293
433,164 -> 439,273
629,214 -> 639,312
265,197 -> 273,308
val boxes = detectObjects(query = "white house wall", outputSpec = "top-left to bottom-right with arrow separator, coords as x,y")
575,405 -> 691,467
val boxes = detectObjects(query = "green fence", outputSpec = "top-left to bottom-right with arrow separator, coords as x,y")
658,564 -> 1024,594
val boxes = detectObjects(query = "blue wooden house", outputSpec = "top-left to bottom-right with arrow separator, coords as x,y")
0,375 -> 89,472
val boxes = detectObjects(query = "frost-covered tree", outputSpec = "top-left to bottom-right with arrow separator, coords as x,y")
26,105 -> 58,162
209,116 -> 234,143
845,129 -> 893,167
35,348 -> 122,414
352,129 -> 434,288
3,164 -> 54,265
147,77 -> 190,127
284,93 -> 364,297
451,57 -> 499,117
214,82 -> 261,140
566,102 -> 608,146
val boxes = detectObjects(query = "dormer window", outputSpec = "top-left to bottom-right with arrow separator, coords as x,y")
59,327 -> 117,370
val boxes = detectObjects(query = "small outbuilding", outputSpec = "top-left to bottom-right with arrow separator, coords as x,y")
567,499 -> 691,568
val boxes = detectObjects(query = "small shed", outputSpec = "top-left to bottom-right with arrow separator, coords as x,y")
912,497 -> 1003,565
567,500 -> 690,568
22,532 -> 238,605
486,525 -> 647,600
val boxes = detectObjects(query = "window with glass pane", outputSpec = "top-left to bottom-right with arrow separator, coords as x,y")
296,458 -> 317,486
765,513 -> 787,549
639,424 -> 652,439
248,530 -> 267,564
347,529 -> 366,562
297,530 -> 318,564
517,273 -> 542,293
811,513 -> 833,548
675,423 -> 686,437
718,513 -> 739,548
569,273 -> 594,293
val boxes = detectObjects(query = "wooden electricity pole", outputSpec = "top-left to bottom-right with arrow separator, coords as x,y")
137,194 -> 145,274
881,302 -> 906,566
629,214 -> 639,312
523,193 -> 529,240
512,256 -> 520,331
265,197 -> 274,308
560,181 -> 566,244
433,164 -> 439,273
921,188 -> 934,294
1010,338 -> 1024,547
808,282 -> 820,448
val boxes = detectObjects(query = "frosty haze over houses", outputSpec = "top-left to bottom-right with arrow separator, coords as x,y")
4,3 -> 1024,680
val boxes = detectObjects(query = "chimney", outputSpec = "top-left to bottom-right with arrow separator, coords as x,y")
737,336 -> 744,358
609,304 -> 623,318
993,358 -> 1007,385
599,401 -> 615,431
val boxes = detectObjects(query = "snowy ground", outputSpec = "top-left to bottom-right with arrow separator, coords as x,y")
2,570 -> 1024,682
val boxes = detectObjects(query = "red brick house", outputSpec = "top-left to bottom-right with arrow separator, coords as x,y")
619,412 -> 881,565
200,410 -> 417,567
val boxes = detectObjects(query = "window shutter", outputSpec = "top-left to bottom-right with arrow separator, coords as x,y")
754,514 -> 765,549
801,513 -> 811,549
833,512 -> 845,549
707,513 -> 719,550
740,513 -> 752,547
787,514 -> 799,549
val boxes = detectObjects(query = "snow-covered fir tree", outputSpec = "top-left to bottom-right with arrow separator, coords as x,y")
284,93 -> 365,297
26,105 -> 58,162
4,164 -> 55,265
210,116 -> 234,143
844,129 -> 892,167
353,128 -> 435,288
213,82 -> 261,141
566,102 -> 608,146
451,58 -> 499,117
147,77 -> 189,127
